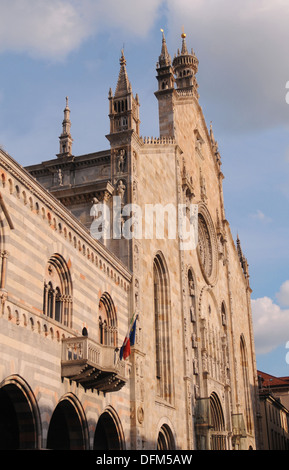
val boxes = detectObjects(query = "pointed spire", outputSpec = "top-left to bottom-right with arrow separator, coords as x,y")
108,50 -> 140,136
236,233 -> 243,259
62,96 -> 71,135
58,96 -> 73,158
115,49 -> 131,97
181,28 -> 188,55
159,29 -> 171,67
236,234 -> 250,279
210,121 -> 215,144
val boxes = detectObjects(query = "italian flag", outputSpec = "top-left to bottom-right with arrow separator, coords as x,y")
120,313 -> 138,360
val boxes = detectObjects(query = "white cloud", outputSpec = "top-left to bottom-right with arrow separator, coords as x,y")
165,0 -> 289,132
252,293 -> 289,354
0,0 -> 164,60
276,280 -> 289,307
249,210 -> 272,223
93,0 -> 164,37
0,0 -> 90,59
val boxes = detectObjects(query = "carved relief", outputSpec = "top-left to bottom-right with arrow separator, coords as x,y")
198,213 -> 213,278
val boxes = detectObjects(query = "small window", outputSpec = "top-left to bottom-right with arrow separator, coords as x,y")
43,254 -> 72,327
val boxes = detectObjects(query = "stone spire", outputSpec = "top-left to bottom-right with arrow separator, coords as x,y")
115,49 -> 131,98
58,96 -> 73,158
108,50 -> 140,136
156,29 -> 175,94
236,234 -> 250,279
158,29 -> 171,68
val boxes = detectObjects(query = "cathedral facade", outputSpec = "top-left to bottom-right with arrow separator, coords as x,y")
0,32 -> 261,450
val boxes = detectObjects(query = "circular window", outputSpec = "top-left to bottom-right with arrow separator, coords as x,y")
197,207 -> 218,285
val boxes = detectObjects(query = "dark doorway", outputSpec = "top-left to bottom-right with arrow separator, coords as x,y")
94,411 -> 122,450
47,399 -> 86,450
0,383 -> 38,449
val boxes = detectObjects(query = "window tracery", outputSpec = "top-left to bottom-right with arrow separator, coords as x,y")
43,254 -> 72,327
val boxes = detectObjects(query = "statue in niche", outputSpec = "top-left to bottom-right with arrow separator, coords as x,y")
117,180 -> 126,202
57,168 -> 63,186
117,149 -> 126,173
189,279 -> 195,296
90,197 -> 100,219
200,168 -> 207,200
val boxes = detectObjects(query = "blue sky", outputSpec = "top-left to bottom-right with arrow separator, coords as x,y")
1,0 -> 289,377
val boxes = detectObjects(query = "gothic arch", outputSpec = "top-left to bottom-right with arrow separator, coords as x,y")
47,393 -> 89,450
153,251 -> 174,403
43,253 -> 73,327
0,375 -> 42,449
156,417 -> 177,450
157,424 -> 176,450
98,292 -> 117,346
209,392 -> 226,450
94,406 -> 125,450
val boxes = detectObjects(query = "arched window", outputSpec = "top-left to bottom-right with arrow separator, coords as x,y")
98,293 -> 117,346
153,253 -> 173,403
240,335 -> 253,434
43,254 -> 73,327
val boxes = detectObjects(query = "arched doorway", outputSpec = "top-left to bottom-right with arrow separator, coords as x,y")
157,424 -> 175,450
47,395 -> 88,450
94,410 -> 124,450
210,392 -> 226,450
0,376 -> 40,450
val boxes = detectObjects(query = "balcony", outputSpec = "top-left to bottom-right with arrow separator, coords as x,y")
61,336 -> 127,393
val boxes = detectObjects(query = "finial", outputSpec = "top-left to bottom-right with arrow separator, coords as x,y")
120,48 -> 126,67
181,26 -> 186,39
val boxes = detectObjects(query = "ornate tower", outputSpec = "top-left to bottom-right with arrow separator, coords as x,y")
57,97 -> 73,158
172,31 -> 199,98
106,50 -> 141,269
155,31 -> 175,138
155,30 -> 200,139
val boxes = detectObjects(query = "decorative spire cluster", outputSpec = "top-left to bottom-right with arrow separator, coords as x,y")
156,29 -> 199,98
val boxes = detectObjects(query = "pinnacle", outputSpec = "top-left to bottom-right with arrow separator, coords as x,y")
159,29 -> 171,67
181,35 -> 188,55
115,49 -> 131,97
